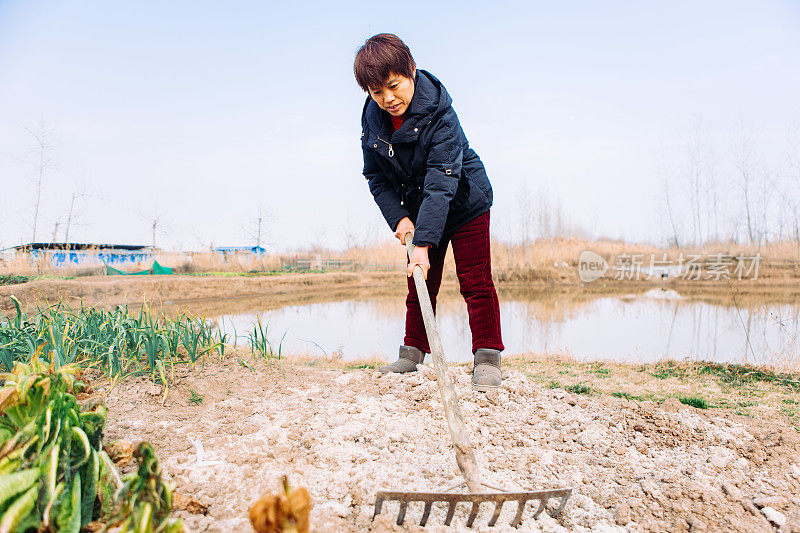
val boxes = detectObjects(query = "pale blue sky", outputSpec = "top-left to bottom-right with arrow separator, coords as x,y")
1,1 -> 799,250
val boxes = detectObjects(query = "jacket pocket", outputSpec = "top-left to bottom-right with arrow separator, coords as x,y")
450,174 -> 471,208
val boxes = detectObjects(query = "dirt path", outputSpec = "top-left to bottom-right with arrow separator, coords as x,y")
101,358 -> 800,532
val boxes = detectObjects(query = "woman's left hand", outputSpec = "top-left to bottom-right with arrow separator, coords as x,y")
407,245 -> 430,279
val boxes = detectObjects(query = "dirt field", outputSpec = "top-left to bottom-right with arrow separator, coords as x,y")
100,357 -> 800,532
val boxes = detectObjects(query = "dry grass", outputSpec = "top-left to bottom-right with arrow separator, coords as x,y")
331,236 -> 800,282
490,237 -> 800,282
4,237 -> 800,281
319,236 -> 800,281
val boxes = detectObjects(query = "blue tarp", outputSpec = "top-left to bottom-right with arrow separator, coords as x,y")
213,246 -> 266,256
31,249 -> 153,268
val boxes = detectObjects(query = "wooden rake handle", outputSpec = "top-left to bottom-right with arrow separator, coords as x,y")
405,232 -> 483,493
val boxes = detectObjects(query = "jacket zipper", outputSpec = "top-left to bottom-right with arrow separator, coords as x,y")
377,136 -> 394,157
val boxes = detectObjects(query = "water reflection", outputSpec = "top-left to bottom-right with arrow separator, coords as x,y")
215,288 -> 800,367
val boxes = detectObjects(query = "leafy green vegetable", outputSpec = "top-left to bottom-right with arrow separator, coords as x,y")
0,352 -> 183,531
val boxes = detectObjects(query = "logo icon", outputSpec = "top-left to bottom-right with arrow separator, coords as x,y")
578,250 -> 608,282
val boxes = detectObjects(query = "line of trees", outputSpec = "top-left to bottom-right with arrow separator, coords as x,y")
660,119 -> 800,252
18,121 -> 275,251
511,119 -> 800,252
23,121 -> 90,247
17,118 -> 799,253
514,182 -> 590,243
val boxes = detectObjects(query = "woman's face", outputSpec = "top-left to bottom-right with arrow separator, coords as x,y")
369,70 -> 415,116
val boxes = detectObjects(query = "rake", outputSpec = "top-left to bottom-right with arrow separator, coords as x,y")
372,233 -> 572,528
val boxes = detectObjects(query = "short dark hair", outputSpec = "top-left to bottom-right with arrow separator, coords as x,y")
353,33 -> 416,92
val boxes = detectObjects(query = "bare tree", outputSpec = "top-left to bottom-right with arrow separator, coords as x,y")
340,217 -> 379,270
253,208 -> 265,248
151,217 -> 160,249
27,120 -> 54,243
659,151 -> 681,248
536,187 -> 551,240
785,119 -> 800,256
342,220 -> 360,271
707,160 -> 720,244
308,226 -> 328,253
244,206 -> 273,248
683,121 -> 721,244
63,189 -> 88,245
732,120 -> 758,244
50,220 -> 62,243
686,130 -> 704,244
148,215 -> 170,250
552,198 -> 565,238
758,169 -> 776,249
773,177 -> 787,242
535,188 -> 572,240
515,182 -> 534,245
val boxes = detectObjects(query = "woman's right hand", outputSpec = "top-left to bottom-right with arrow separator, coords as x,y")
394,217 -> 415,245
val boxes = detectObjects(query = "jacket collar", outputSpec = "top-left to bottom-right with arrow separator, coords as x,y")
361,69 -> 452,143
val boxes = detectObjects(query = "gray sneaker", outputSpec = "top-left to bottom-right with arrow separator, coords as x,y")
472,348 -> 501,391
379,345 -> 425,374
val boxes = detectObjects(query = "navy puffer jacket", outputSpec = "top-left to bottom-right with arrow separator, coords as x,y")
360,69 -> 493,248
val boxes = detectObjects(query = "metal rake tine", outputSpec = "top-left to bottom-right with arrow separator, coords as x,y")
466,502 -> 480,528
548,493 -> 570,518
420,502 -> 433,526
511,499 -> 526,528
372,494 -> 385,520
396,500 -> 408,525
373,488 -> 573,528
488,500 -> 504,527
531,497 -> 547,519
444,501 -> 457,526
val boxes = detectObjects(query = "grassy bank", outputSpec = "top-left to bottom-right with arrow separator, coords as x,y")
503,352 -> 800,429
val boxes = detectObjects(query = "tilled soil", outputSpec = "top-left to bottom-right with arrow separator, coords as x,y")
103,359 -> 800,532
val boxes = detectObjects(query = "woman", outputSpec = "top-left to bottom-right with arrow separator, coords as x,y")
354,33 -> 504,390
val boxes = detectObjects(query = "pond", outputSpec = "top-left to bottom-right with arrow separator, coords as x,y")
214,287 -> 800,367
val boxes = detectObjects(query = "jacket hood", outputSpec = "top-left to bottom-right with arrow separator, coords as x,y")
361,69 -> 452,143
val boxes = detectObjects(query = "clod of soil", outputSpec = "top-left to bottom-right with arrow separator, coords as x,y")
102,359 -> 800,532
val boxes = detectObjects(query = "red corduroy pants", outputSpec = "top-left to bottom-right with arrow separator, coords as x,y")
404,210 -> 504,354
